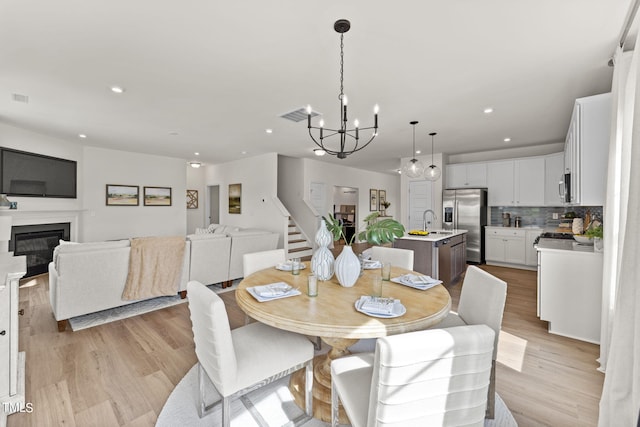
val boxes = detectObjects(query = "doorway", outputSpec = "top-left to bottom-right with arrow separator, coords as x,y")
333,186 -> 358,243
208,185 -> 220,225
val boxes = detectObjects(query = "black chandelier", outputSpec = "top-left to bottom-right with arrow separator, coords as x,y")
306,19 -> 379,159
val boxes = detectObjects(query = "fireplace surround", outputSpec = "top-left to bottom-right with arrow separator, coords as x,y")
9,222 -> 71,277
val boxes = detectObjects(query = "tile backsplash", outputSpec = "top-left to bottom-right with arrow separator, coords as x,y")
490,206 -> 603,229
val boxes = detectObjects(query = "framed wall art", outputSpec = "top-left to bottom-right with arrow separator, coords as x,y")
229,183 -> 241,214
378,189 -> 386,210
369,188 -> 378,211
143,186 -> 172,206
106,184 -> 139,206
186,189 -> 198,209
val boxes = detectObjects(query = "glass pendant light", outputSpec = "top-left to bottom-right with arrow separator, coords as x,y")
402,121 -> 424,178
425,132 -> 441,181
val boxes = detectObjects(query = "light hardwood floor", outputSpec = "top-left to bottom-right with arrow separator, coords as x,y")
8,265 -> 602,427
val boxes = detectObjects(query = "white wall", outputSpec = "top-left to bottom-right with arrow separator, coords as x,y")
0,122 -> 83,211
80,146 -> 187,242
186,165 -> 206,234
205,153 -> 283,244
303,158 -> 401,240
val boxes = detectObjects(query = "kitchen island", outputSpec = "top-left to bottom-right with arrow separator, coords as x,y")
393,230 -> 468,285
536,238 -> 603,343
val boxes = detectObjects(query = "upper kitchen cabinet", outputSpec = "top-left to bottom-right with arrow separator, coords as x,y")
487,157 -> 545,206
564,93 -> 612,206
544,152 -> 564,206
445,162 -> 487,188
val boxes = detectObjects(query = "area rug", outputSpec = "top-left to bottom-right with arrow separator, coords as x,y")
156,364 -> 519,427
68,281 -> 240,331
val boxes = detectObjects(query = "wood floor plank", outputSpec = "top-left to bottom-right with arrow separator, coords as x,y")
7,267 -> 604,427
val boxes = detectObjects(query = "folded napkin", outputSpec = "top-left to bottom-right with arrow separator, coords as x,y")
360,296 -> 396,315
363,259 -> 382,269
254,283 -> 293,298
276,261 -> 305,271
399,274 -> 435,285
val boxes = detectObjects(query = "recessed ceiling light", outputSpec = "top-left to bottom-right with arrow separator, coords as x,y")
110,86 -> 125,94
78,134 -> 87,139
265,129 -> 273,134
241,151 -> 247,155
194,152 -> 199,156
503,137 -> 511,142
313,148 -> 326,156
397,169 -> 402,174
483,107 -> 493,114
415,150 -> 421,154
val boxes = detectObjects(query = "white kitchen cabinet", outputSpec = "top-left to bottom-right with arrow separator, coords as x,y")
485,227 -> 526,266
1,256 -> 27,425
544,152 -> 564,206
537,243 -> 602,343
445,162 -> 487,188
487,157 -> 545,206
564,93 -> 611,206
525,228 -> 543,266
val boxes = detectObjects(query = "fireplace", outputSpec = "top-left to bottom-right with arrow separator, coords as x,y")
9,223 -> 71,277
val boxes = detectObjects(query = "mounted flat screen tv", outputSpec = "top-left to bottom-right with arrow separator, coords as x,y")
0,147 -> 77,198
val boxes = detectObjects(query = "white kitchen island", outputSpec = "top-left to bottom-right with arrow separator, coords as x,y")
393,230 -> 468,285
536,239 -> 603,344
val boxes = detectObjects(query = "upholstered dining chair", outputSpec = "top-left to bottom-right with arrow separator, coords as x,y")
369,246 -> 414,270
433,265 -> 507,419
242,248 -> 286,277
331,325 -> 495,427
187,280 -> 314,427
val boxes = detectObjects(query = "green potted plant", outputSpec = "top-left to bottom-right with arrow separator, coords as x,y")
324,212 -> 405,287
585,224 -> 603,252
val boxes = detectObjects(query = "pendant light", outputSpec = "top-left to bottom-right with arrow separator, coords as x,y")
425,132 -> 441,181
401,121 -> 425,178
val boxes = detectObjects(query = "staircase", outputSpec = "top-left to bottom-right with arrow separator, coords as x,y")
287,217 -> 313,261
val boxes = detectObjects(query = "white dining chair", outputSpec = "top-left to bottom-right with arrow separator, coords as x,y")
187,280 -> 314,427
370,246 -> 414,270
432,265 -> 507,419
331,325 -> 495,427
243,248 -> 286,277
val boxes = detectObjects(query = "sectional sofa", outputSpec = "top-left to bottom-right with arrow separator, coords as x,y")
48,225 -> 279,331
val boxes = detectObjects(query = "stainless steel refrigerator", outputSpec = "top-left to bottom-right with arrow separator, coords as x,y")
442,188 -> 487,264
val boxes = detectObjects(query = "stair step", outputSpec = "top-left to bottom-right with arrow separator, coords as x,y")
288,231 -> 301,235
289,246 -> 312,253
288,238 -> 306,244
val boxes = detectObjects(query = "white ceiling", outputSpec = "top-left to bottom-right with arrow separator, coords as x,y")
0,1 -> 633,174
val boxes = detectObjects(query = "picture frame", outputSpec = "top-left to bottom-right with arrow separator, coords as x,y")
369,188 -> 378,211
229,183 -> 241,214
144,186 -> 172,206
186,189 -> 198,209
106,184 -> 139,206
378,190 -> 386,210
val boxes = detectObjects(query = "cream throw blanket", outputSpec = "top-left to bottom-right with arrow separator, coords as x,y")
122,236 -> 186,300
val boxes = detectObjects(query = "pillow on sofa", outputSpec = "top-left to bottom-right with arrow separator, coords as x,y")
194,227 -> 210,235
187,233 -> 228,241
207,223 -> 221,232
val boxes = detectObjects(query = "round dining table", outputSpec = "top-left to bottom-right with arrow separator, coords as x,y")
236,262 -> 451,423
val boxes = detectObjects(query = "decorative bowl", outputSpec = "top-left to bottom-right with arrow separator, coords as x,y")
573,235 -> 593,244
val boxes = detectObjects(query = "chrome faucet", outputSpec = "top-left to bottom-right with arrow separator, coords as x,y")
422,209 -> 436,231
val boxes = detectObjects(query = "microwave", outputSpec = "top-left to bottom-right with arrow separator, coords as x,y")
559,173 -> 571,203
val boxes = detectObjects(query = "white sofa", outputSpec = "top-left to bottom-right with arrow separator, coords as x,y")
48,239 -> 190,332
187,226 -> 279,288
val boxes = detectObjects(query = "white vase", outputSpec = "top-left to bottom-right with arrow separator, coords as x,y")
311,219 -> 335,281
334,245 -> 360,288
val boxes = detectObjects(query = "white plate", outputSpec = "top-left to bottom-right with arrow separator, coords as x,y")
391,274 -> 442,291
275,262 -> 307,271
247,283 -> 301,302
355,296 -> 406,318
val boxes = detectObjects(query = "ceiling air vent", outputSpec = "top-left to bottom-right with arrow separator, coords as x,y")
12,93 -> 29,103
280,107 -> 320,122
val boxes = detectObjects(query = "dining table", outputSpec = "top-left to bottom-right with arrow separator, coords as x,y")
235,262 -> 452,423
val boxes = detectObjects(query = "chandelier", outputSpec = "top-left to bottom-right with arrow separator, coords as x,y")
306,19 -> 379,159
425,132 -> 441,181
401,121 -> 425,178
